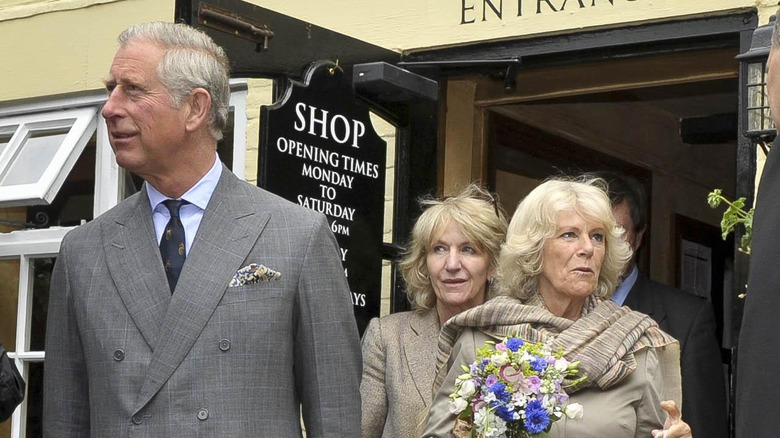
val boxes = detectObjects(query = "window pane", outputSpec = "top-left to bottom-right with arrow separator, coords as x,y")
748,62 -> 764,86
0,125 -> 18,157
764,108 -> 775,131
0,126 -> 71,187
30,258 -> 53,352
0,258 -> 19,351
26,362 -> 43,438
748,108 -> 762,132
747,85 -> 763,109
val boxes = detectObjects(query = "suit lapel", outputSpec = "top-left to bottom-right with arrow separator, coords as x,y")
403,309 -> 439,406
134,167 -> 270,412
103,188 -> 170,350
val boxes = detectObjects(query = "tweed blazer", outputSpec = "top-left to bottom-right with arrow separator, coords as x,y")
360,309 -> 439,438
42,165 -> 362,437
623,273 -> 727,438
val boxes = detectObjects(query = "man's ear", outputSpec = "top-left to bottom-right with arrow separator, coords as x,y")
185,88 -> 211,133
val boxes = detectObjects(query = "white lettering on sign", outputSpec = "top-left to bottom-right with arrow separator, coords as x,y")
293,102 -> 366,148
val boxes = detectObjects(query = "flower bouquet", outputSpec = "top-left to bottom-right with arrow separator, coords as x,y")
448,336 -> 585,438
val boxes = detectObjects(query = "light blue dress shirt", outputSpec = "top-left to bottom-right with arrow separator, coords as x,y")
611,264 -> 639,306
147,154 -> 222,256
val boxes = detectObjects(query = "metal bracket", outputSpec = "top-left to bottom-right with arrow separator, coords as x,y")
198,3 -> 274,52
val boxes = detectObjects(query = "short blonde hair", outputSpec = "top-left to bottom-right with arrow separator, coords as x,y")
400,184 -> 508,311
498,176 -> 632,300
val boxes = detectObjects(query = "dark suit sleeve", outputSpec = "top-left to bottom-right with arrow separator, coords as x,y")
294,214 -> 362,437
43,239 -> 90,437
360,318 -> 388,438
0,344 -> 25,423
679,300 -> 727,438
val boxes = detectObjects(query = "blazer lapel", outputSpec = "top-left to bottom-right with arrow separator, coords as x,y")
102,187 -> 170,350
134,167 -> 270,412
403,309 -> 440,406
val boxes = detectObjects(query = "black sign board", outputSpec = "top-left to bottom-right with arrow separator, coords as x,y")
259,61 -> 386,335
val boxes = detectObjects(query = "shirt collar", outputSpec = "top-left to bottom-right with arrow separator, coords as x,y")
611,264 -> 639,306
146,153 -> 222,211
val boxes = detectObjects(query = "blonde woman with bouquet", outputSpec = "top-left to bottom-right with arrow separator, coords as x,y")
422,177 -> 693,438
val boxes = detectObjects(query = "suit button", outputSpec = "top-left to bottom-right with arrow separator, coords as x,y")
113,349 -> 125,361
218,339 -> 231,351
197,408 -> 209,421
131,414 -> 143,425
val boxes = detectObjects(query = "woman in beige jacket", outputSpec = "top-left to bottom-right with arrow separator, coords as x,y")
360,184 -> 507,438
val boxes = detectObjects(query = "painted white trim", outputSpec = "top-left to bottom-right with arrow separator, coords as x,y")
229,79 -> 249,180
94,114 -> 120,217
0,227 -> 72,258
0,107 -> 98,206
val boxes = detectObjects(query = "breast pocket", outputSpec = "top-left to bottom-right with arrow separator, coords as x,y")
218,282 -> 288,306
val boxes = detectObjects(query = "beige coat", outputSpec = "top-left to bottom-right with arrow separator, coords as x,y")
422,328 -> 681,438
360,309 -> 440,438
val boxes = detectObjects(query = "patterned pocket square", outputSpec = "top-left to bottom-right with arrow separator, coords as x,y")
229,263 -> 282,287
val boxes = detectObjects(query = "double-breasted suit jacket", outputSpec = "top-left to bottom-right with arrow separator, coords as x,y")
623,273 -> 726,438
360,308 -> 439,438
43,166 -> 362,437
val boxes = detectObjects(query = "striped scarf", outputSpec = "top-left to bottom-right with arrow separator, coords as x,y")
432,295 -> 677,394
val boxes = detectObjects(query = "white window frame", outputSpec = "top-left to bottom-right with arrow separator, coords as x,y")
0,107 -> 98,207
0,81 -> 248,437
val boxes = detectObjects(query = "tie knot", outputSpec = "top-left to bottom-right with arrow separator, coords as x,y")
162,199 -> 188,219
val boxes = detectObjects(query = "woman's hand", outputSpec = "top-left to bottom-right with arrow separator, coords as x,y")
652,400 -> 692,438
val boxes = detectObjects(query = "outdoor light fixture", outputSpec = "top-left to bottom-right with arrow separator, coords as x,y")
737,15 -> 777,146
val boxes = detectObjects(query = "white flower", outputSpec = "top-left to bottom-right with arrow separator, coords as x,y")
457,379 -> 477,398
449,397 -> 468,414
554,357 -> 570,372
491,352 -> 509,366
564,402 -> 584,420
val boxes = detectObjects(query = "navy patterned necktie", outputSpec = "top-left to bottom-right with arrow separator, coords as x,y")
160,199 -> 188,293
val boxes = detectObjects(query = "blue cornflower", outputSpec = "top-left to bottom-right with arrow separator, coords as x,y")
530,356 -> 547,373
505,337 -> 524,352
524,400 -> 550,435
495,406 -> 515,422
488,382 -> 511,403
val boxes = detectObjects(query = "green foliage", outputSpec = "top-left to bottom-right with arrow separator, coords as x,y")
707,189 -> 753,255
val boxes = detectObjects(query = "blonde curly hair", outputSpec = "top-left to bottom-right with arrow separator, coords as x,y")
498,176 -> 632,301
399,184 -> 508,311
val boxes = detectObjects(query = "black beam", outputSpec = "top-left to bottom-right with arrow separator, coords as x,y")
680,113 -> 738,144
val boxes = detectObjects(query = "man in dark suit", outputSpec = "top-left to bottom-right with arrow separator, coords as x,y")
736,13 -> 780,436
597,171 -> 727,438
42,22 -> 361,437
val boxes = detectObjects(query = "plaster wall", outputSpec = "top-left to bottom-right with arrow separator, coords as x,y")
0,0 -> 173,102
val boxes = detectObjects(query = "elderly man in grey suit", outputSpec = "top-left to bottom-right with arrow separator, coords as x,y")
42,22 -> 361,437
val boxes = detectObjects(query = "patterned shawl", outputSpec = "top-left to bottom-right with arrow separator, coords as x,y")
432,295 -> 678,394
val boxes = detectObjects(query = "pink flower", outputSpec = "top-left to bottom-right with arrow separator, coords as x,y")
495,343 -> 508,352
526,375 -> 542,394
499,365 -> 524,383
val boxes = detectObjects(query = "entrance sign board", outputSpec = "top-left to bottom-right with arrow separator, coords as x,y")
259,61 -> 387,334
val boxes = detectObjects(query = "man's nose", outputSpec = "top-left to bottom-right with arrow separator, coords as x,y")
101,88 -> 122,119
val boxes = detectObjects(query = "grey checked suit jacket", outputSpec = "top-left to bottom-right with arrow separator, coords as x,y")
43,165 -> 362,437
360,309 -> 439,438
